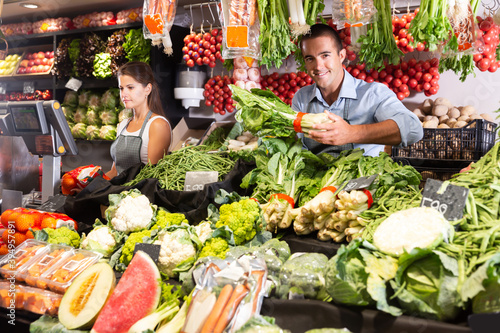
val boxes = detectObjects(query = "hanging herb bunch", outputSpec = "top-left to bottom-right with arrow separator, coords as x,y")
106,29 -> 127,76
76,32 -> 106,78
52,38 -> 73,79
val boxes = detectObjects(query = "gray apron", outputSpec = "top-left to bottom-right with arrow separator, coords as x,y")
110,110 -> 152,174
303,99 -> 354,157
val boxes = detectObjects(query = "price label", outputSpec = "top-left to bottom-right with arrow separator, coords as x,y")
0,83 -> 6,95
184,171 -> 219,191
134,243 -> 161,264
23,81 -> 35,94
421,178 -> 469,221
343,175 -> 377,191
65,77 -> 83,91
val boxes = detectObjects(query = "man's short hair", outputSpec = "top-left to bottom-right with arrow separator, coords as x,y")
300,24 -> 344,54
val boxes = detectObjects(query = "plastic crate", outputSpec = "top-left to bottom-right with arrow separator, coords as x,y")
392,119 -> 497,168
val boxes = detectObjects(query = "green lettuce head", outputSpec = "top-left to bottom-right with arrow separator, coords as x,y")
99,125 -> 116,140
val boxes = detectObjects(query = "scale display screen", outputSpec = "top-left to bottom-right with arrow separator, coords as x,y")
10,105 -> 47,134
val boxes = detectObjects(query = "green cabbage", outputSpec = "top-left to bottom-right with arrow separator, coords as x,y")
101,88 -> 120,109
88,92 -> 101,109
71,123 -> 87,139
99,125 -> 116,140
78,90 -> 91,107
325,239 -> 401,316
62,90 -> 78,107
86,107 -> 102,126
100,109 -> 118,125
118,108 -> 133,123
389,248 -> 462,321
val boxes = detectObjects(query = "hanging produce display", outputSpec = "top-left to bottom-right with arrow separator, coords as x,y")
182,28 -> 223,68
143,0 -> 178,55
203,74 -> 235,115
331,0 -> 377,29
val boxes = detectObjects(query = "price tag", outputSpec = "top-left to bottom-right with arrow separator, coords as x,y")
23,81 -> 35,94
65,77 -> 83,91
184,171 -> 219,191
134,243 -> 161,264
0,83 -> 6,95
421,178 -> 469,221
38,194 -> 67,212
343,175 -> 377,192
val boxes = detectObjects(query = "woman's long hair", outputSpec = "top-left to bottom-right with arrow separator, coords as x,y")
117,61 -> 165,117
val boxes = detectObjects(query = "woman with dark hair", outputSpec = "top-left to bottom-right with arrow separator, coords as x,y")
106,61 -> 172,178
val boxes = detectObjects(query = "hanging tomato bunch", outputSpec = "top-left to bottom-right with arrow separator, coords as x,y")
260,71 -> 313,105
392,8 -> 426,54
203,75 -> 235,115
182,28 -> 223,68
473,16 -> 500,73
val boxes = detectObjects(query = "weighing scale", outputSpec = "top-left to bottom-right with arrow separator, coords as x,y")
0,100 -> 78,203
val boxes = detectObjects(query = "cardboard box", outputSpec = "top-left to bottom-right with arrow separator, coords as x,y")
171,117 -> 215,151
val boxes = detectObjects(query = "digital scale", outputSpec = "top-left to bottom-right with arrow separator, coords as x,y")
0,100 -> 78,203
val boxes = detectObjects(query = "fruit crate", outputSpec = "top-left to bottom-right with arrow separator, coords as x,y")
392,119 -> 498,168
13,48 -> 54,76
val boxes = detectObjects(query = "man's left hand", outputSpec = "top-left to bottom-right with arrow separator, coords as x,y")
307,111 -> 357,146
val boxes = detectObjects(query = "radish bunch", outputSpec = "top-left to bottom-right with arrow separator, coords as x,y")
182,29 -> 223,68
203,75 -> 235,115
346,57 -> 441,100
260,71 -> 313,105
473,16 -> 500,73
233,57 -> 262,91
392,9 -> 426,54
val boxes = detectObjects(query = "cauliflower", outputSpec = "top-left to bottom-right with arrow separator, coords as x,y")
199,237 -> 229,259
154,226 -> 201,278
81,223 -> 119,257
106,189 -> 155,234
215,198 -> 260,245
152,210 -> 188,230
194,221 -> 213,243
40,227 -> 81,248
120,229 -> 152,266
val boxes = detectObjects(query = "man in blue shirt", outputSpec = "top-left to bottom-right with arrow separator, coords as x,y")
292,24 -> 423,157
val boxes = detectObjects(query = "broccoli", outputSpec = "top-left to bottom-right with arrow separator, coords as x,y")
216,198 -> 260,245
120,229 -> 152,266
199,237 -> 229,259
152,210 -> 188,230
36,227 -> 81,248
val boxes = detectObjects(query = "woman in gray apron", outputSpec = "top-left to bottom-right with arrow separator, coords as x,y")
106,62 -> 172,178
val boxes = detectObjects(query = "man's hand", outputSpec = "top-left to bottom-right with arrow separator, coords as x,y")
307,111 -> 357,146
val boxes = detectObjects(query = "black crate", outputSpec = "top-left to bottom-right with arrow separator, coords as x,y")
392,119 -> 497,168
414,166 -> 463,189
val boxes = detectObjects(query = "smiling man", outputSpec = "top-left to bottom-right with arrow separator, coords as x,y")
292,24 -> 423,157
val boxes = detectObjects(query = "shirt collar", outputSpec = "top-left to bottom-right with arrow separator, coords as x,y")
306,69 -> 359,105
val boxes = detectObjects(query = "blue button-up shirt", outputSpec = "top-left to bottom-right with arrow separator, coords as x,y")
292,69 -> 423,156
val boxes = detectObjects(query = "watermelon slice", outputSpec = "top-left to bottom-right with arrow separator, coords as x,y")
91,251 -> 161,333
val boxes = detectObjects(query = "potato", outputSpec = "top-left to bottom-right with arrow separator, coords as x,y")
454,121 -> 468,128
438,123 -> 450,128
413,108 -> 425,121
424,115 -> 437,122
457,115 -> 470,123
432,104 -> 449,117
439,115 -> 449,124
469,114 -> 483,120
447,107 -> 461,119
447,118 -> 458,127
423,118 -> 439,128
421,98 -> 434,115
460,105 -> 477,116
480,113 -> 495,122
434,97 -> 453,108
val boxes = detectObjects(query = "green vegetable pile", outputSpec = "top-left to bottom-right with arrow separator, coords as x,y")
76,32 -> 106,78
152,210 -> 188,229
34,226 -> 81,248
123,28 -> 151,63
106,29 -> 127,75
52,38 -> 72,79
215,198 -> 262,245
93,52 -> 113,79
125,145 -> 236,190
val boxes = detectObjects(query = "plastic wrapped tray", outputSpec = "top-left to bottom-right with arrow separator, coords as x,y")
17,243 -> 73,289
0,281 -> 25,309
392,119 -> 497,168
0,281 -> 62,315
0,240 -> 47,280
38,248 -> 102,293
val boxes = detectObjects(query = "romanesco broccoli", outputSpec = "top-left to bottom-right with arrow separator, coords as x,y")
152,210 -> 188,230
216,198 -> 260,245
199,237 -> 229,259
44,227 -> 81,248
120,229 -> 152,266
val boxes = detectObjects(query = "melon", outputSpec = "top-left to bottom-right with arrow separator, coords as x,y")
58,262 -> 116,330
91,251 -> 162,333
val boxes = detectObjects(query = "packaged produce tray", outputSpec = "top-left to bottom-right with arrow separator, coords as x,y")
0,240 -> 47,280
392,119 -> 497,168
0,281 -> 62,315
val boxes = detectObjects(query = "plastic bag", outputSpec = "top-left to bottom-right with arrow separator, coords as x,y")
447,0 -> 476,52
61,165 -> 109,195
219,0 -> 261,60
233,56 -> 262,91
143,0 -> 178,55
331,0 -> 377,30
182,257 -> 268,333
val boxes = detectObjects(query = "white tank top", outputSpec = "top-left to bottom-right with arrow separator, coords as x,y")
116,115 -> 171,164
